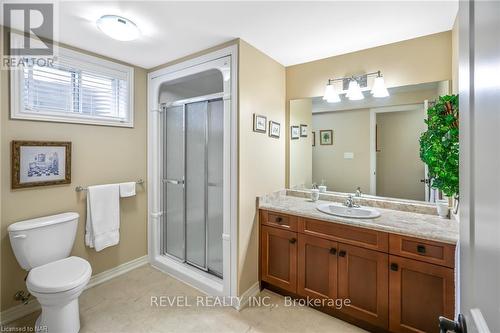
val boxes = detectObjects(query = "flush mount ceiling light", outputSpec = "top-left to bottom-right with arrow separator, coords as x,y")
322,70 -> 389,103
96,15 -> 140,41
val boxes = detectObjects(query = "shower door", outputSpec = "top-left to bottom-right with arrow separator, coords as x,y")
163,98 -> 223,278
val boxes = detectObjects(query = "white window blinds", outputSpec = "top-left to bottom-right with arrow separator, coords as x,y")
11,34 -> 134,127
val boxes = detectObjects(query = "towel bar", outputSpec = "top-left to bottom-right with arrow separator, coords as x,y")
75,179 -> 144,192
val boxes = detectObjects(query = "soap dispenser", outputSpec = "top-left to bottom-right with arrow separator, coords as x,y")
311,183 -> 320,202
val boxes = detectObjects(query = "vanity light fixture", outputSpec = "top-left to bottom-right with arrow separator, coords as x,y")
323,70 -> 390,102
96,15 -> 140,41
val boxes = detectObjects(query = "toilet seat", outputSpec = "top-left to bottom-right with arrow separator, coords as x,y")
27,256 -> 91,294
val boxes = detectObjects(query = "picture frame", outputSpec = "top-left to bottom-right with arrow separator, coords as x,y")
291,126 -> 300,140
300,124 -> 308,137
319,130 -> 333,145
269,121 -> 280,138
11,141 -> 72,189
253,114 -> 267,133
312,131 -> 316,147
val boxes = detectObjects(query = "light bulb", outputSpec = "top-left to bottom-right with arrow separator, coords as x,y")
346,80 -> 364,100
323,83 -> 340,103
371,76 -> 389,98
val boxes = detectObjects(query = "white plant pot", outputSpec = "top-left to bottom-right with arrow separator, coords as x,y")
436,199 -> 450,218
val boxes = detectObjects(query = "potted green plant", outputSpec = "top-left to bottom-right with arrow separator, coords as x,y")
419,95 -> 459,218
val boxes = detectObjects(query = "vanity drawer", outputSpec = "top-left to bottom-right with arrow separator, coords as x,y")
389,234 -> 455,268
260,210 -> 298,231
298,217 -> 388,252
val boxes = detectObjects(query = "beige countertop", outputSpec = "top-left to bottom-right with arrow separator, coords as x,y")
258,194 -> 459,245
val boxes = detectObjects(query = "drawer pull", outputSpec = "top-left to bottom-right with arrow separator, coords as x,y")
289,238 -> 297,244
417,245 -> 427,254
275,217 -> 283,223
338,250 -> 346,257
329,248 -> 337,255
390,263 -> 399,271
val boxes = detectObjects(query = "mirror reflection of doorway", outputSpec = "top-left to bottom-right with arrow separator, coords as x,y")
374,104 -> 426,201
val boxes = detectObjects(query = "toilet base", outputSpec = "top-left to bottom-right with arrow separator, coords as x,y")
36,298 -> 81,333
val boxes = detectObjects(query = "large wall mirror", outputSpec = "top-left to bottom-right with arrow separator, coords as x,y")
288,80 -> 450,202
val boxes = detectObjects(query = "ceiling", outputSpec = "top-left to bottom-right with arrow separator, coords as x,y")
3,1 -> 458,69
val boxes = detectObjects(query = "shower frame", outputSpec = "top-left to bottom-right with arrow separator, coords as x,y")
147,45 -> 238,300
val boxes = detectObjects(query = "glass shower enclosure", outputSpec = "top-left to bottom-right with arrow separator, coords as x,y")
162,97 -> 223,278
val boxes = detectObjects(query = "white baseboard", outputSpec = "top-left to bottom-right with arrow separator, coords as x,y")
234,281 -> 261,311
85,255 -> 148,289
0,255 -> 148,325
0,299 -> 40,327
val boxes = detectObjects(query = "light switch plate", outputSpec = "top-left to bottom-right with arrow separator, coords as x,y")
344,152 -> 354,159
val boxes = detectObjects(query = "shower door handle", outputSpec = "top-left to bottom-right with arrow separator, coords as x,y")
163,179 -> 184,185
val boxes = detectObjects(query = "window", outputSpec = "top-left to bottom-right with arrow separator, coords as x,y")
11,34 -> 134,127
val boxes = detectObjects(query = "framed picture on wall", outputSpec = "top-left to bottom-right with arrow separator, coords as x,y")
291,126 -> 300,140
300,124 -> 308,137
319,130 -> 333,145
269,121 -> 280,138
312,131 -> 316,146
11,141 -> 72,189
253,114 -> 267,133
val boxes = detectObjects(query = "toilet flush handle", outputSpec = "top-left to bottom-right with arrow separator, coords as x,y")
12,234 -> 26,239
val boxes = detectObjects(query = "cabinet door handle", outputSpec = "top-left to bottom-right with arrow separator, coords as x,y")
275,217 -> 283,223
390,263 -> 399,271
289,238 -> 297,244
338,250 -> 346,257
417,245 -> 426,254
329,248 -> 337,255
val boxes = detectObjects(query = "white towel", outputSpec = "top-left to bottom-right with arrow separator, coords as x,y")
85,184 -> 120,252
119,182 -> 136,197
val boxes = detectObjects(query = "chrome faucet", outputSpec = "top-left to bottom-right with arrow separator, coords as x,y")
344,194 -> 360,208
355,186 -> 362,197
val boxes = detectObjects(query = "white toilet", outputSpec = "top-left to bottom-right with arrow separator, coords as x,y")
8,212 -> 92,333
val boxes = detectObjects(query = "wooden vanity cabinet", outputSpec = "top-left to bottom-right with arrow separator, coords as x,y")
260,225 -> 297,293
259,209 -> 455,333
297,234 -> 338,299
389,255 -> 455,333
337,243 -> 389,329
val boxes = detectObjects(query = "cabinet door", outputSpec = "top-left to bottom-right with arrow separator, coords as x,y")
261,225 -> 297,293
389,255 -> 454,333
338,243 -> 389,329
297,234 -> 337,299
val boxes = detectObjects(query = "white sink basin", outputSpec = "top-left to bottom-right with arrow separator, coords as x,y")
317,203 -> 381,219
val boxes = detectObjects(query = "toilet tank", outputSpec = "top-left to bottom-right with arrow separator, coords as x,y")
8,212 -> 79,271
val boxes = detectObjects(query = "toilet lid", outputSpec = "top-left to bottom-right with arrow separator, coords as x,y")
27,256 -> 92,293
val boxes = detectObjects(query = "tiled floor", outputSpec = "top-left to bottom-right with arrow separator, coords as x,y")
5,265 -> 366,333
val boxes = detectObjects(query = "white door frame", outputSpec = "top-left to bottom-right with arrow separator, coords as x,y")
369,103 -> 424,196
147,45 -> 238,301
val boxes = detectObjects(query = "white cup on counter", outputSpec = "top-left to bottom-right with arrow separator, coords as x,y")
318,185 -> 327,193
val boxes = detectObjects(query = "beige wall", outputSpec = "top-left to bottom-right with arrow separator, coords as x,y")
312,109 -> 371,193
0,35 -> 148,311
238,40 -> 285,295
289,99 -> 312,188
376,108 -> 426,201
